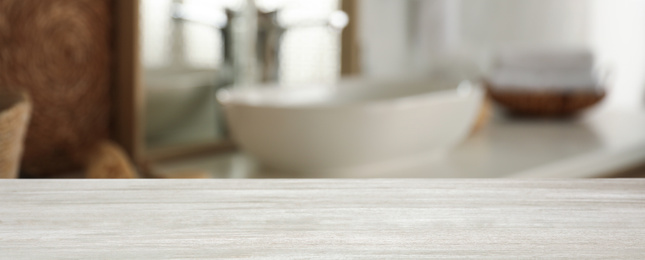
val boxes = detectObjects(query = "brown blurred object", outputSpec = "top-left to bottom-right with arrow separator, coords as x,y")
153,170 -> 211,179
138,160 -> 210,179
471,96 -> 492,134
486,84 -> 605,117
0,0 -> 112,175
0,90 -> 31,178
341,0 -> 361,76
85,141 -> 138,179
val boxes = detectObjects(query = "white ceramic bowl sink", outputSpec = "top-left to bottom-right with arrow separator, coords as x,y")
217,74 -> 484,173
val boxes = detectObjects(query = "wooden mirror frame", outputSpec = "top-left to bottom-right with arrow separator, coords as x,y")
114,0 -> 361,168
112,0 -> 143,166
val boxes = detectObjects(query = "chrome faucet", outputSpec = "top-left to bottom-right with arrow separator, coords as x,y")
171,0 -> 348,87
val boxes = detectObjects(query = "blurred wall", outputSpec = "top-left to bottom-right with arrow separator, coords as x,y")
359,0 -> 591,76
459,0 -> 589,50
358,0 -> 409,77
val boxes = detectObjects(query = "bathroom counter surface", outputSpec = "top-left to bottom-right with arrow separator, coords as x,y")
1,180 -> 644,259
158,104 -> 645,178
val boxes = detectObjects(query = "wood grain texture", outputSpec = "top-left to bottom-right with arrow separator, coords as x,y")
1,180 -> 644,259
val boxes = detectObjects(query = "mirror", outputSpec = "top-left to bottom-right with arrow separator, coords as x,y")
140,0 -> 345,153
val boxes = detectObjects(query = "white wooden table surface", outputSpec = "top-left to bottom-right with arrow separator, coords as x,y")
1,180 -> 644,259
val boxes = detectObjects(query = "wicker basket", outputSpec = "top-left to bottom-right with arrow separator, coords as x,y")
0,0 -> 112,176
0,90 -> 31,178
486,83 -> 605,117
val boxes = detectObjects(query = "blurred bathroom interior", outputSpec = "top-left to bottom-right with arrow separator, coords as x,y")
135,0 -> 645,179
3,0 -> 644,179
143,0 -> 645,146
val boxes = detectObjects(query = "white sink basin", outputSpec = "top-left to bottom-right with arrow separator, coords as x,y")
217,74 -> 484,174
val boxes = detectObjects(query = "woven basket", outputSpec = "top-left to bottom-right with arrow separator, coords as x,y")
0,90 -> 31,178
0,0 -> 112,176
486,83 -> 605,117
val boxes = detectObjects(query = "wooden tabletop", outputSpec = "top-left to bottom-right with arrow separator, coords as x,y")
1,180 -> 644,259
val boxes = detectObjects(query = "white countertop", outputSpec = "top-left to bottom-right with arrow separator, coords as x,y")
157,102 -> 645,178
1,180 -> 644,259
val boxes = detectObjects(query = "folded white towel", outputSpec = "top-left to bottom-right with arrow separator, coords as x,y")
488,49 -> 601,91
497,49 -> 595,71
489,68 -> 601,90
